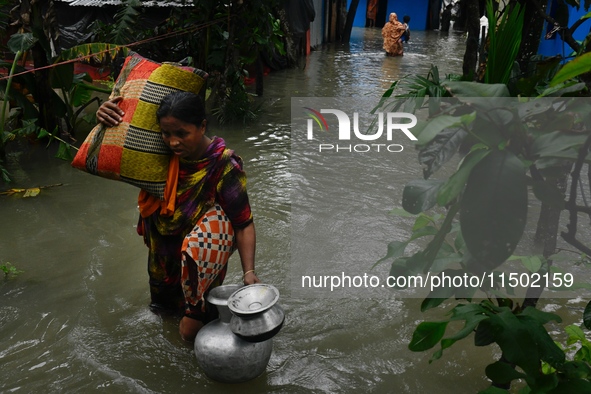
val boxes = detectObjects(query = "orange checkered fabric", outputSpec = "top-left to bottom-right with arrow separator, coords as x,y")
181,204 -> 236,317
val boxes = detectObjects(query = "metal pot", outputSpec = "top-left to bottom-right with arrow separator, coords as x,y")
230,303 -> 285,342
227,283 -> 280,316
228,284 -> 285,342
194,284 -> 273,383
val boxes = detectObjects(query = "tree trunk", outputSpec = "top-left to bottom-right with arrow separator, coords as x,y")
342,0 -> 360,42
454,0 -> 468,31
462,0 -> 480,79
523,165 -> 570,308
516,0 -> 546,71
30,0 -> 58,134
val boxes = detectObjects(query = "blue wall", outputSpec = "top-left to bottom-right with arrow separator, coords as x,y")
384,0 -> 430,31
351,0 -> 368,28
537,0 -> 591,58
349,0 -> 431,31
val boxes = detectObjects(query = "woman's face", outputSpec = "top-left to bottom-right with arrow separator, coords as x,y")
159,115 -> 208,161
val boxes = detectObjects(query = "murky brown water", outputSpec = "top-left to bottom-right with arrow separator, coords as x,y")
1,27 -> 588,393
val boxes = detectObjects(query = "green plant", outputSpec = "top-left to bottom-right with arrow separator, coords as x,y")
0,262 -> 23,279
37,127 -> 80,162
49,62 -> 111,136
88,0 -> 142,45
541,322 -> 591,377
373,57 -> 591,391
0,32 -> 42,181
484,1 -> 524,85
210,69 -> 262,125
0,38 -> 120,179
1,33 -> 38,138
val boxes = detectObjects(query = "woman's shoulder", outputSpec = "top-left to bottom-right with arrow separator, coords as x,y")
209,137 -> 244,170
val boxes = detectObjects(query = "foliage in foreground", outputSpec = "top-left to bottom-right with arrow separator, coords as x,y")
0,262 -> 22,279
372,2 -> 591,391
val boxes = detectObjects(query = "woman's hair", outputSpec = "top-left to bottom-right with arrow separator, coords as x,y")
156,91 -> 206,128
403,15 -> 410,23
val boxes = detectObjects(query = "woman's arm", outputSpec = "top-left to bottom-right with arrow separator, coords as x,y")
234,222 -> 260,285
96,96 -> 124,127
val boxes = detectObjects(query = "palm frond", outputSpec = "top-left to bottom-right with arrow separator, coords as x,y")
485,0 -> 524,84
112,0 -> 142,44
56,43 -> 129,65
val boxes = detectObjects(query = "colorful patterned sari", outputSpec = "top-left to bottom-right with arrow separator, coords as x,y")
137,137 -> 252,319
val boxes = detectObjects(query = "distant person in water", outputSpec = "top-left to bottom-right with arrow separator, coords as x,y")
367,0 -> 378,27
382,12 -> 406,56
440,4 -> 452,32
400,15 -> 411,43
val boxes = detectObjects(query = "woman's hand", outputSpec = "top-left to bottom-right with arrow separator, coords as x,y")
96,96 -> 124,127
243,270 -> 260,285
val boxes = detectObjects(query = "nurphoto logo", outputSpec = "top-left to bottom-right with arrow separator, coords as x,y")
304,107 -> 418,153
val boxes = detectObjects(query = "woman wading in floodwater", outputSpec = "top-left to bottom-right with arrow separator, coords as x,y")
382,12 -> 406,56
97,91 -> 260,341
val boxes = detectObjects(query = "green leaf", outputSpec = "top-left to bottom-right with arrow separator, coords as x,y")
55,142 -> 75,161
461,150 -> 528,272
57,43 -> 128,64
517,315 -> 565,366
408,226 -> 439,241
584,301 -> 591,330
430,254 -> 464,272
477,388 -> 510,394
566,324 -> 588,344
484,1 -> 524,85
535,150 -> 591,164
474,317 -> 496,346
7,33 -> 38,54
559,360 -> 591,380
468,113 -> 507,149
485,361 -> 526,384
547,379 -> 591,393
531,131 -> 589,158
416,113 -> 475,146
443,81 -> 511,97
70,84 -> 93,107
429,339 -> 456,364
538,81 -> 586,97
446,314 -> 489,343
490,311 -> 541,376
420,272 -> 475,311
50,63 -> 75,91
418,127 -> 468,178
437,148 -> 490,206
373,241 -> 408,268
574,346 -> 591,362
37,129 -> 50,139
429,348 -> 444,362
550,51 -> 591,86
420,297 -> 448,312
412,214 -> 433,231
402,179 -> 445,214
522,255 -> 543,272
388,207 -> 417,217
408,321 -> 448,352
417,203 -> 461,273
449,303 -> 489,319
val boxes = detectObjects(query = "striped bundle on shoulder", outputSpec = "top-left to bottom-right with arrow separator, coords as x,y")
71,52 -> 207,199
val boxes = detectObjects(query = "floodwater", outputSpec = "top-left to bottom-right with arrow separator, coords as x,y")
1,27 -> 588,393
